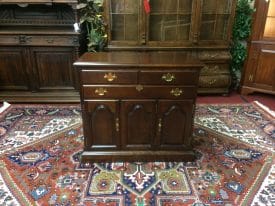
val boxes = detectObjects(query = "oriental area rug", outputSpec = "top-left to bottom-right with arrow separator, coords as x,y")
0,102 -> 274,206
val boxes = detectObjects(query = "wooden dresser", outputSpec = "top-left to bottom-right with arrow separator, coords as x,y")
74,51 -> 203,162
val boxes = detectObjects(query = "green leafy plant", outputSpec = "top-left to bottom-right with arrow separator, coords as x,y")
77,0 -> 107,52
230,0 -> 254,89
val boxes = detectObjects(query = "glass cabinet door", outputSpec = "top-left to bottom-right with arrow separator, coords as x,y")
263,0 -> 275,38
108,0 -> 140,44
199,0 -> 233,41
148,0 -> 193,43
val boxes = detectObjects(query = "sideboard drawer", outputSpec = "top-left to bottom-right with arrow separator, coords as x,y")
83,85 -> 197,99
139,70 -> 199,85
81,70 -> 138,84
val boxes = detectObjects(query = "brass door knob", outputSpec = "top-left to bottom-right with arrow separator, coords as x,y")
162,73 -> 175,82
104,72 -> 117,82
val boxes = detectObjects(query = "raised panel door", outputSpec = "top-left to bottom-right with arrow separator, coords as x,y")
121,100 -> 156,150
157,100 -> 194,150
253,45 -> 275,91
83,101 -> 120,150
241,0 -> 275,95
0,47 -> 29,91
30,47 -> 76,91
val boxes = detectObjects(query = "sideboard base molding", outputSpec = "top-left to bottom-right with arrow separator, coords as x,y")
81,150 -> 196,162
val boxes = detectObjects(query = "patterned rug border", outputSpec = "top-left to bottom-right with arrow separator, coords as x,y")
0,160 -> 33,205
241,154 -> 274,206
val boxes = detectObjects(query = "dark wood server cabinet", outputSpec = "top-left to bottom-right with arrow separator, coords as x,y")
0,0 -> 80,102
104,0 -> 237,95
74,51 -> 203,162
240,0 -> 275,95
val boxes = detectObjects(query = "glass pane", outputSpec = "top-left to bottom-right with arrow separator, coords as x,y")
264,0 -> 275,37
111,14 -> 124,40
200,0 -> 232,40
179,0 -> 193,13
125,0 -> 139,13
150,0 -> 177,13
215,14 -> 230,39
109,0 -> 139,41
149,0 -> 192,41
200,14 -> 215,40
202,0 -> 217,13
125,15 -> 138,40
111,0 -> 124,13
178,15 -> 191,40
202,0 -> 232,13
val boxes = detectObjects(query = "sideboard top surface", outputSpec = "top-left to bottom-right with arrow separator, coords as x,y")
74,52 -> 203,68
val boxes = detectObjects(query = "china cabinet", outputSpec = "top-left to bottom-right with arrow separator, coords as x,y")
74,51 -> 203,162
0,0 -> 79,102
104,0 -> 237,94
240,0 -> 275,95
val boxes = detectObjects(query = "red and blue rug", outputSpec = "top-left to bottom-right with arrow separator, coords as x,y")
0,102 -> 274,206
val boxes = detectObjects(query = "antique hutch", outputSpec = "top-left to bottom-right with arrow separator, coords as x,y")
0,0 -> 79,102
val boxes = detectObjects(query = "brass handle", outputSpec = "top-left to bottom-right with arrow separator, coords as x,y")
115,118 -> 119,132
104,73 -> 117,82
95,88 -> 107,96
249,74 -> 253,81
170,88 -> 183,97
209,79 -> 217,85
158,118 -> 162,133
136,85 -> 143,92
162,73 -> 175,82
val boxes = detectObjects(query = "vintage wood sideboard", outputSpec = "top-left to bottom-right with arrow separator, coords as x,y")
74,51 -> 203,162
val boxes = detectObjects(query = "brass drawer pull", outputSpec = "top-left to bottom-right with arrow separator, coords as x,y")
136,85 -> 143,92
162,73 -> 175,82
209,79 -> 217,85
158,118 -> 162,133
170,88 -> 183,97
95,88 -> 107,96
104,72 -> 117,82
115,118 -> 119,132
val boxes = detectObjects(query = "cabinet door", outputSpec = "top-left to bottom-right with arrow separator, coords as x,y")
247,44 -> 275,92
0,47 -> 29,90
107,0 -> 143,46
157,100 -> 194,150
121,100 -> 156,150
199,0 -> 236,43
30,47 -> 77,91
83,101 -> 120,150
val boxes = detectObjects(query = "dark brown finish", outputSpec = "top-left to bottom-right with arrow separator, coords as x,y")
0,1 -> 79,102
104,0 -> 237,95
240,0 -> 275,95
74,51 -> 203,162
